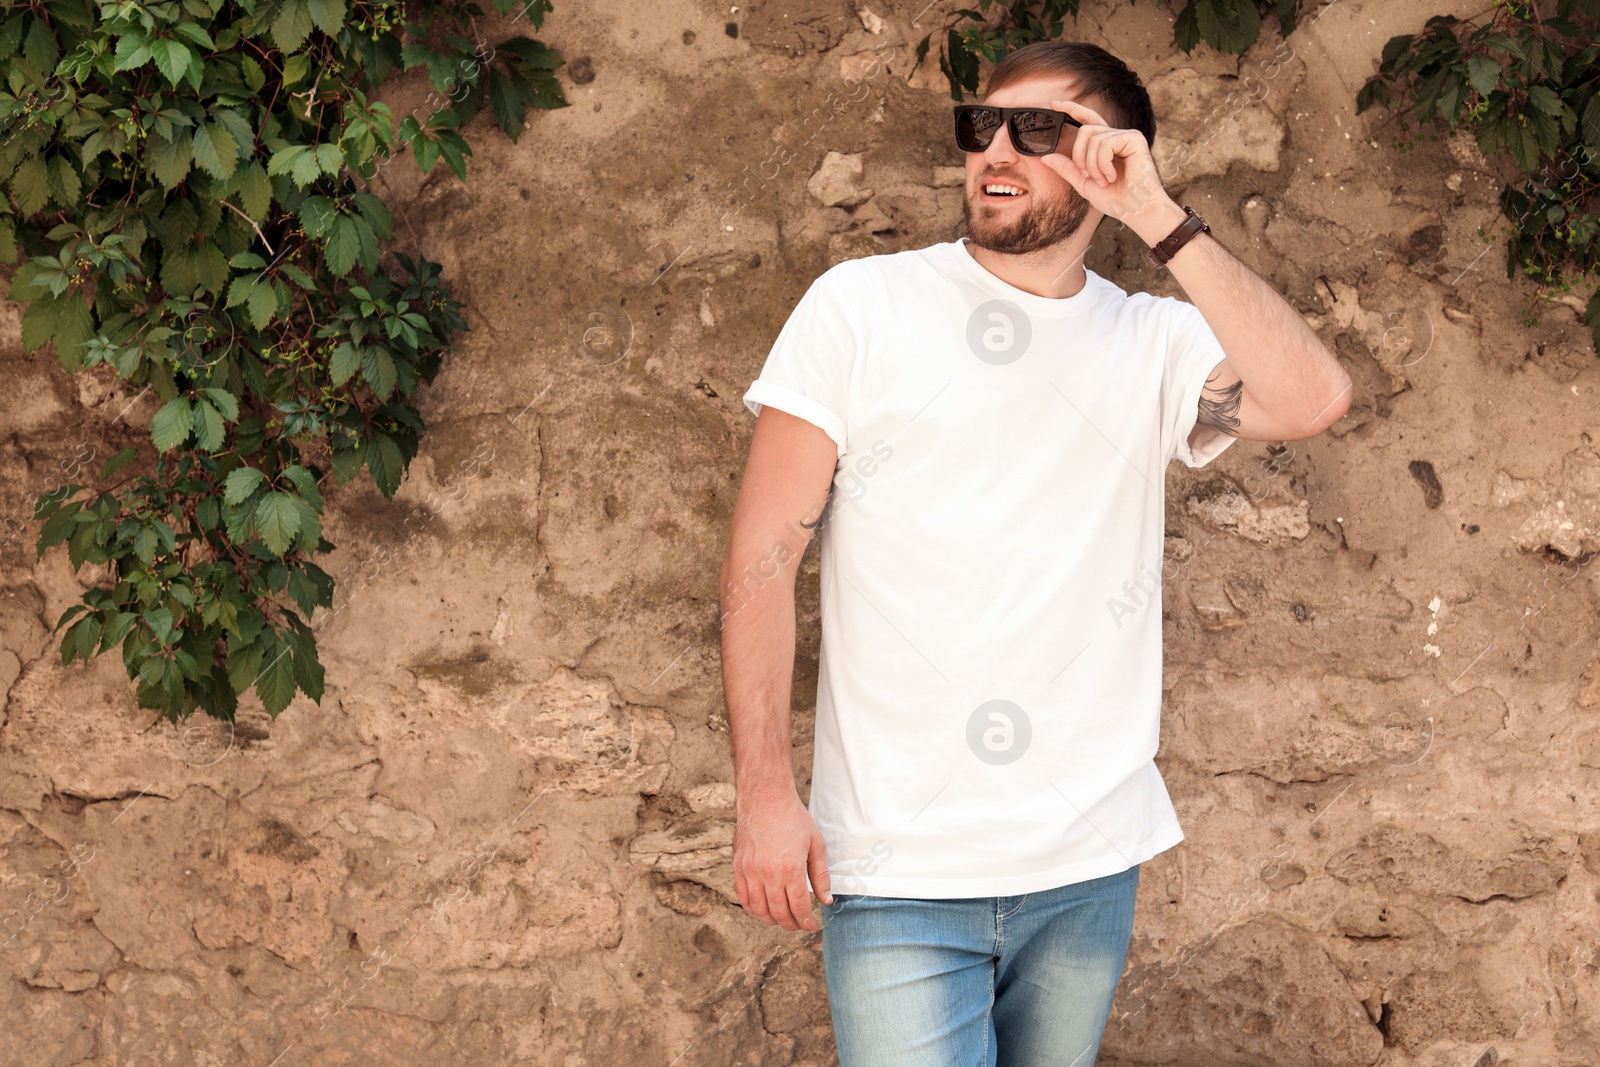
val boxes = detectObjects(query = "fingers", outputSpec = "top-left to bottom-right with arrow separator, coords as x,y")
785,877 -> 820,933
1053,97 -> 1110,129
737,861 -> 810,931
808,833 -> 834,906
1096,137 -> 1117,186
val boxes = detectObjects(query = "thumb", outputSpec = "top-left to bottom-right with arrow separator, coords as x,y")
1040,150 -> 1090,196
808,832 -> 833,904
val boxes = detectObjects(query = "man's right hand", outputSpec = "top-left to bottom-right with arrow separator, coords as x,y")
733,788 -> 833,932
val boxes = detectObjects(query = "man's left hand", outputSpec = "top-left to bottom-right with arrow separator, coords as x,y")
1040,98 -> 1185,246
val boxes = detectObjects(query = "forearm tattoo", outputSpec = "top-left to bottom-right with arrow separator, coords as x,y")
1197,373 -> 1244,436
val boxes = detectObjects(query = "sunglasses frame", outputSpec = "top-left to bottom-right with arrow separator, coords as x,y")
953,104 -> 1084,156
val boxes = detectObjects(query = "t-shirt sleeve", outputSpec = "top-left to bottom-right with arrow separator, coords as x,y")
741,268 -> 859,458
1161,298 -> 1238,469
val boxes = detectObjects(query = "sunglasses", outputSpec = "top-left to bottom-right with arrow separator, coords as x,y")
953,105 -> 1083,156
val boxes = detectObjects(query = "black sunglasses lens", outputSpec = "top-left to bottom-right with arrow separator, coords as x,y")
1010,110 -> 1060,155
956,107 -> 1000,151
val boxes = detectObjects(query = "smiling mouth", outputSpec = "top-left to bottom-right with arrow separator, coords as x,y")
980,181 -> 1027,202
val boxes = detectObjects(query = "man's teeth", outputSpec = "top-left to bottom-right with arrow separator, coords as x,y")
984,183 -> 1024,196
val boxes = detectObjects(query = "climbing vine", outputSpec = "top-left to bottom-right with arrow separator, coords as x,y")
1358,0 -> 1599,349
2,0 -> 567,724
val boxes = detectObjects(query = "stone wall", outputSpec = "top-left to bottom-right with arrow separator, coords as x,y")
1,1 -> 1597,1064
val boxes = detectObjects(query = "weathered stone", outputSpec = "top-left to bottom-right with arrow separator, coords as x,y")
1324,825 -> 1572,902
807,150 -> 872,208
1106,916 -> 1383,1066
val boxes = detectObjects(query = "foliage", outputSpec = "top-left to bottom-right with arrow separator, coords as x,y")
917,0 -> 1302,100
2,0 -> 567,724
1357,0 -> 1600,350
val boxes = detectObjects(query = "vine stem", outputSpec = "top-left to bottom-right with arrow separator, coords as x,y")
221,199 -> 276,255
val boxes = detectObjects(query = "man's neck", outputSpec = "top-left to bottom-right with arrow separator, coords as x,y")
961,222 -> 1101,299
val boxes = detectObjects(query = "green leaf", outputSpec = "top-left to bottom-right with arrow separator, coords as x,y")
1467,54 -> 1501,97
172,22 -> 215,50
325,215 -> 359,276
282,465 -> 324,510
192,121 -> 239,180
1356,76 -> 1391,113
306,0 -> 347,37
272,0 -> 314,54
239,161 -> 271,220
48,155 -> 81,208
282,51 -> 311,88
200,387 -> 240,421
100,447 -> 139,480
365,432 -> 404,497
133,525 -> 159,564
99,611 -> 140,653
226,638 -> 265,697
287,567 -> 322,616
23,15 -> 60,74
246,277 -> 277,329
223,466 -> 267,505
362,344 -> 396,399
299,195 -> 335,236
1526,85 -> 1564,117
241,54 -> 266,92
255,492 -> 302,555
147,130 -> 194,191
113,33 -> 154,72
150,397 -> 195,452
49,292 -> 95,371
255,632 -> 298,715
151,38 -> 194,86
329,340 -> 360,385
289,493 -> 321,552
193,397 -> 226,451
285,623 -> 324,701
13,156 -> 50,217
314,142 -> 343,177
290,148 -> 323,188
1379,33 -> 1415,69
489,68 -> 524,140
145,607 -> 176,646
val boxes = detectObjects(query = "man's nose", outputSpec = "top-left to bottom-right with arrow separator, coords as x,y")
982,120 -> 1020,163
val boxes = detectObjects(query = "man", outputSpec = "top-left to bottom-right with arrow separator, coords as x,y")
719,40 -> 1351,1067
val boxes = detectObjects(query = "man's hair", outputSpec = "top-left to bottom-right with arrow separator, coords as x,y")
982,42 -> 1156,148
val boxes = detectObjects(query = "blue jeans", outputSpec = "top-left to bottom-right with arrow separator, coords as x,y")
820,864 -> 1139,1067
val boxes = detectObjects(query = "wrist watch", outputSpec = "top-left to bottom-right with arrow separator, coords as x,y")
1148,206 -> 1210,267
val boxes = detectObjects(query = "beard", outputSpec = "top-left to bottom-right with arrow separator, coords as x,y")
962,179 -> 1090,255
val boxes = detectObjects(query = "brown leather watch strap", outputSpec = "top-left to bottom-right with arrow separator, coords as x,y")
1148,206 -> 1211,267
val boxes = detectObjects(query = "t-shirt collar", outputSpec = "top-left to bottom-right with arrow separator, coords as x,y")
941,237 -> 1109,317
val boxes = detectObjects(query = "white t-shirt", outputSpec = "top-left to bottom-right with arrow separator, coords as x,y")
741,238 -> 1236,898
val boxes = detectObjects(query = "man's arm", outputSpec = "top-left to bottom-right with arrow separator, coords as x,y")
720,405 -> 839,933
1047,98 -> 1353,449
1125,198 -> 1353,452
